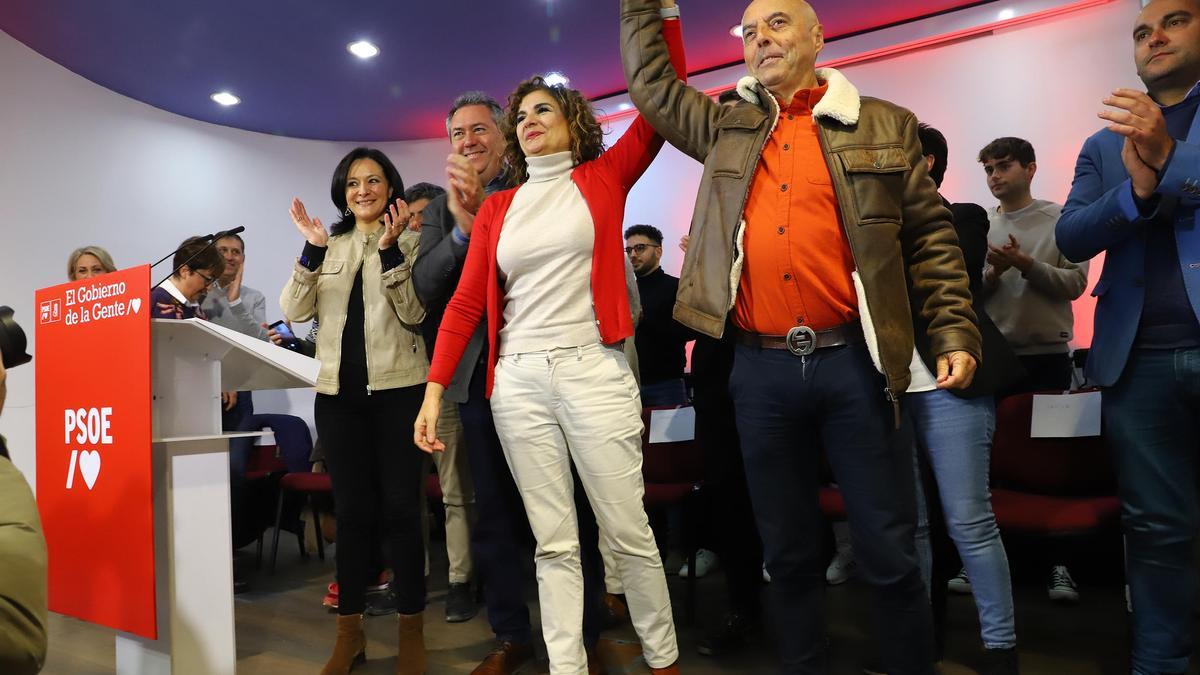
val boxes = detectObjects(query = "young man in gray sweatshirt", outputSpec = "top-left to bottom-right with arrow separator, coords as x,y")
971,136 -> 1089,606
979,137 -> 1089,393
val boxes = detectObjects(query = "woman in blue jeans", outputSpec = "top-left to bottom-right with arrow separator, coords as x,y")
829,126 -> 1023,673
907,125 -> 1023,674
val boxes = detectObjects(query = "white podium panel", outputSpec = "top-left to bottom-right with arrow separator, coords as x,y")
115,319 -> 317,674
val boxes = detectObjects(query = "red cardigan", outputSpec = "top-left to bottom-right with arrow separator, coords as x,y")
429,18 -> 686,398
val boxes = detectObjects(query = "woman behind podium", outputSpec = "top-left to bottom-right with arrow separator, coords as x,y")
150,237 -> 224,319
280,147 -> 429,675
67,245 -> 117,281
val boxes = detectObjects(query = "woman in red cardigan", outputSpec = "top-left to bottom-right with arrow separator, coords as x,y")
413,4 -> 685,674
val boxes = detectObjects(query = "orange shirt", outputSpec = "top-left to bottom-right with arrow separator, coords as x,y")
733,84 -> 860,335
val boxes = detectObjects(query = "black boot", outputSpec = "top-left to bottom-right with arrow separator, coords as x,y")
981,647 -> 1019,675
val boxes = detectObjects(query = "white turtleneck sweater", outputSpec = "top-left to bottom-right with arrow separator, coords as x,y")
496,151 -> 601,355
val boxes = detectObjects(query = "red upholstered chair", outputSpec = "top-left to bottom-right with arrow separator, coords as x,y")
989,391 -> 1120,539
245,444 -> 288,568
640,405 -> 706,622
270,471 -> 333,573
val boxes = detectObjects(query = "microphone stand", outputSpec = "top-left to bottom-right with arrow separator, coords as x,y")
151,228 -> 244,290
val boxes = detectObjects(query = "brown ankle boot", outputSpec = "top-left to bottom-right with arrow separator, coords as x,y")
396,612 -> 427,675
320,614 -> 366,675
649,662 -> 680,675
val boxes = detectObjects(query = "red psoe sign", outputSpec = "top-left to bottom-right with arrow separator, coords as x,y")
35,265 -> 156,638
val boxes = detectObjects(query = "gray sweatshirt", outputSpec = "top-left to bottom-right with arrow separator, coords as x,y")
983,200 -> 1088,355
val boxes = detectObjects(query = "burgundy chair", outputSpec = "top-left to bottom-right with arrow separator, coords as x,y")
640,405 -> 706,622
989,391 -> 1120,539
244,443 -> 287,569
271,471 -> 333,572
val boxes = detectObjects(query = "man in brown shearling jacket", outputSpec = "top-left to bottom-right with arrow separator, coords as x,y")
621,0 -> 981,673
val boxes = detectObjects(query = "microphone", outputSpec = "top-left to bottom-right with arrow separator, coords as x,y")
205,225 -> 246,242
151,226 -> 246,290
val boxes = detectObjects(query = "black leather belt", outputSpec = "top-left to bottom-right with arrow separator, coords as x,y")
736,321 -> 865,357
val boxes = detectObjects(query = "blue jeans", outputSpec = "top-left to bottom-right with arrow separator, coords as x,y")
1105,348 -> 1200,675
731,343 -> 933,675
908,389 -> 1015,650
639,378 -> 688,407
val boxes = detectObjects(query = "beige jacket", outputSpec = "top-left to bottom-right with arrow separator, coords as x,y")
0,457 -> 48,675
281,227 -> 427,395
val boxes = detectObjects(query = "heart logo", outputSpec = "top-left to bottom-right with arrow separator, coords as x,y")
79,450 -> 101,490
129,298 -> 142,314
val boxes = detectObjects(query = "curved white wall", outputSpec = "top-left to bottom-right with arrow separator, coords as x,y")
0,0 -> 1144,483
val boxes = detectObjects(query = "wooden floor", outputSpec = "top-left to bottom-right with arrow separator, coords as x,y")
42,539 -> 1200,674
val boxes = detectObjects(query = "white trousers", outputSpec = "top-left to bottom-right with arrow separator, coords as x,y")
490,343 -> 678,674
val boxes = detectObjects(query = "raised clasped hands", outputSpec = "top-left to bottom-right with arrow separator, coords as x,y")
445,154 -> 485,235
986,234 -> 1032,273
1100,88 -> 1172,199
289,198 -> 329,247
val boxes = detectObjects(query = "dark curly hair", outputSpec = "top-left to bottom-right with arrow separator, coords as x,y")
503,76 -> 605,184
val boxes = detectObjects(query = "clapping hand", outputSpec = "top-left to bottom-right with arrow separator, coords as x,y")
445,154 -> 485,235
290,198 -> 328,247
1100,88 -> 1172,199
986,234 -> 1032,273
380,197 -> 410,250
224,262 -> 243,302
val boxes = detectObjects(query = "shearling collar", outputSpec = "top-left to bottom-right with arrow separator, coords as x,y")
735,67 -> 860,126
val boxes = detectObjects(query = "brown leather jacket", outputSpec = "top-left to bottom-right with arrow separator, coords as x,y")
620,0 -> 980,395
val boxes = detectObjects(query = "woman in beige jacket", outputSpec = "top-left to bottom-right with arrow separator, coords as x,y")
281,147 -> 429,675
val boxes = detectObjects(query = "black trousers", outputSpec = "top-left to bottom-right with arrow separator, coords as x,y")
316,384 -> 427,616
998,352 -> 1073,397
692,335 -> 763,616
730,342 -> 933,675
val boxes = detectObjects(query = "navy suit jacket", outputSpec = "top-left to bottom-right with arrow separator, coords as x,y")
1057,120 -> 1200,386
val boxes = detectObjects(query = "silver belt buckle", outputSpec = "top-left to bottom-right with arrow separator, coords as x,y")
785,325 -> 817,357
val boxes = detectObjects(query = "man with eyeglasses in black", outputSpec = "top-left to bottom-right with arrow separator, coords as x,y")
625,224 -> 696,407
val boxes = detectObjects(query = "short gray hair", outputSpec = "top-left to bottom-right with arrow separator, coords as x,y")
445,91 -> 504,137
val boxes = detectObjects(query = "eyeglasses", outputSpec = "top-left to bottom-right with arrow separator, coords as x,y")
196,271 -> 219,288
624,243 -> 660,255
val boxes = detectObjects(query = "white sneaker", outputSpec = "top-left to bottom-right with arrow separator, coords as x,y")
678,549 -> 719,578
825,549 -> 857,585
1047,565 -> 1079,603
947,568 -> 972,594
762,564 -> 772,583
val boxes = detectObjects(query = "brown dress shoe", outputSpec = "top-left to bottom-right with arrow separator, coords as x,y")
320,614 -> 366,675
396,612 -> 426,675
649,662 -> 680,675
470,640 -> 535,675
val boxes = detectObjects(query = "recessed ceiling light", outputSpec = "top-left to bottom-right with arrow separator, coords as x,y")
348,40 -> 380,59
730,24 -> 743,39
997,8 -> 1016,20
210,91 -> 240,106
544,71 -> 570,87
617,102 -> 633,111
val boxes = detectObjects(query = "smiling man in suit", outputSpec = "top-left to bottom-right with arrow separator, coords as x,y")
1057,1 -> 1200,672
